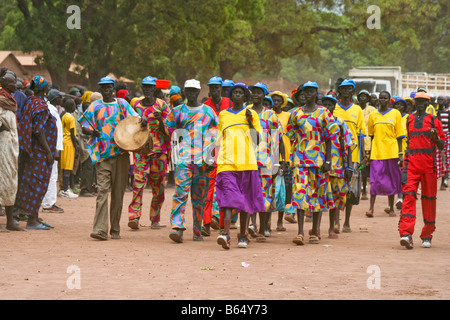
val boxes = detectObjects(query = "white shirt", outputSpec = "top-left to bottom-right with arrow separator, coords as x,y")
47,103 -> 64,151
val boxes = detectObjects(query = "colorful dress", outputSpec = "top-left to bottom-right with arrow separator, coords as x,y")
329,117 -> 356,210
286,106 -> 338,212
254,108 -> 284,212
128,98 -> 171,224
165,103 -> 218,235
15,96 -> 57,216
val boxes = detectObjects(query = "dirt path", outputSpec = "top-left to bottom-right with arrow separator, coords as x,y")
1,187 -> 449,300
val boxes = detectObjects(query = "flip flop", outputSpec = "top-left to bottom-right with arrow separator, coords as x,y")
41,222 -> 54,229
276,226 -> 286,232
328,232 -> 338,239
292,234 -> 304,245
27,223 -> 50,230
342,226 -> 352,233
309,235 -> 320,244
366,211 -> 374,218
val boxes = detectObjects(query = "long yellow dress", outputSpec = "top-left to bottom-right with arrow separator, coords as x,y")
60,113 -> 77,171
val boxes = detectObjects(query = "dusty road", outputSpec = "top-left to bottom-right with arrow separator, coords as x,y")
1,186 -> 449,300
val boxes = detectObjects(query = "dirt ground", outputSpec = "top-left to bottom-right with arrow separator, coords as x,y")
1,186 -> 449,301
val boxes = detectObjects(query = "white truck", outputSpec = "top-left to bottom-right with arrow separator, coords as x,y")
348,66 -> 450,98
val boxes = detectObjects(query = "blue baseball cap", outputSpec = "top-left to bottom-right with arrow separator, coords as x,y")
170,86 -> 181,95
302,81 -> 319,90
222,79 -> 235,87
98,76 -> 116,86
228,82 -> 251,101
322,94 -> 337,104
263,96 -> 273,107
142,76 -> 157,86
208,76 -> 223,86
393,97 -> 407,105
338,79 -> 355,88
249,82 -> 269,95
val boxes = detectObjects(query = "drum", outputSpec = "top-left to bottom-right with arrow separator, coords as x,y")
114,116 -> 153,155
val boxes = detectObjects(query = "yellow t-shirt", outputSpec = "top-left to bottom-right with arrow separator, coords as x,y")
363,105 -> 377,152
62,113 -> 76,145
401,113 -> 409,153
216,107 -> 262,174
277,111 -> 291,164
368,108 -> 405,160
333,103 -> 366,163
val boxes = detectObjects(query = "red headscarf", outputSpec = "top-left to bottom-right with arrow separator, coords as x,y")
117,89 -> 128,99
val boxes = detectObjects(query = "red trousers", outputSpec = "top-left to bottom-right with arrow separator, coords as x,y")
203,167 -> 216,226
399,170 -> 437,240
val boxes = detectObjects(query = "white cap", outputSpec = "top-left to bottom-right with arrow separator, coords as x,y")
184,79 -> 201,89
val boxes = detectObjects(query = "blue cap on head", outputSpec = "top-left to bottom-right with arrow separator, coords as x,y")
394,97 -> 407,105
263,96 -> 273,107
170,86 -> 181,95
142,76 -> 157,86
322,94 -> 337,104
222,79 -> 235,88
98,76 -> 116,86
338,79 -> 355,88
228,82 -> 251,101
208,76 -> 223,86
249,82 -> 269,95
302,81 -> 319,90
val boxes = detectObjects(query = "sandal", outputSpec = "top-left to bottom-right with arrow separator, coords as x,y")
90,230 -> 107,240
128,219 -> 140,230
309,235 -> 320,244
328,232 -> 338,239
366,211 -> 374,218
308,229 -> 321,240
292,234 -> 305,245
255,234 -> 266,242
342,226 -> 352,233
276,226 -> 286,232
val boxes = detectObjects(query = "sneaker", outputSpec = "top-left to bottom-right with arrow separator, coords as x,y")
421,239 -> 432,248
247,224 -> 258,238
217,234 -> 231,250
400,234 -> 414,249
59,190 -> 78,199
238,234 -> 248,248
396,199 -> 403,210
42,205 -> 64,213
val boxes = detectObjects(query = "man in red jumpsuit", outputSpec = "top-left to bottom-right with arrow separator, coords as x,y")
399,92 -> 445,249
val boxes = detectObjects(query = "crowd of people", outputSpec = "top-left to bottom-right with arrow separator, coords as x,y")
1,66 -> 449,251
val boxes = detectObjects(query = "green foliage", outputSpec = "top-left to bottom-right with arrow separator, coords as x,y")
1,0 -> 448,91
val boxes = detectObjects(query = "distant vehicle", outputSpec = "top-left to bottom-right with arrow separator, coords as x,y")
349,66 -> 450,97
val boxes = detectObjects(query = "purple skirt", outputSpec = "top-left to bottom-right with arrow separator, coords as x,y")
216,170 -> 265,214
370,159 -> 402,196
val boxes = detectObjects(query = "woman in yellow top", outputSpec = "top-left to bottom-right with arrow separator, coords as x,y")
59,98 -> 79,198
366,91 -> 405,217
215,82 -> 265,249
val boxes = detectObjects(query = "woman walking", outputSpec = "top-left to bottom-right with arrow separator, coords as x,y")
366,91 -> 405,217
